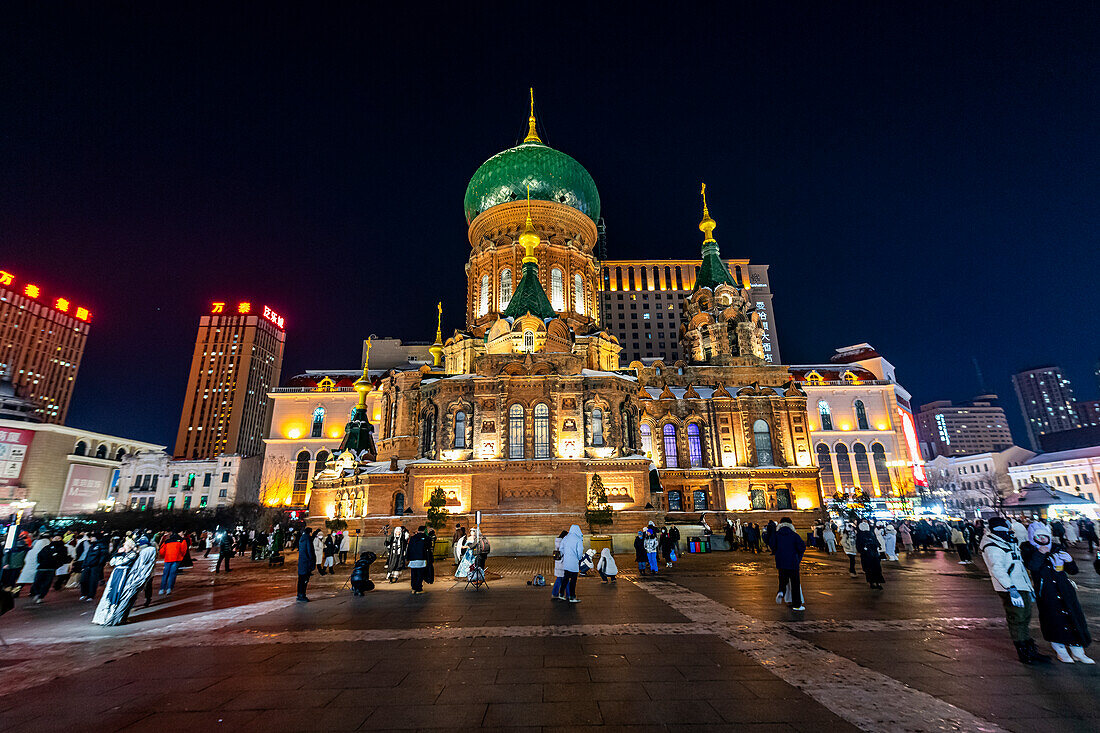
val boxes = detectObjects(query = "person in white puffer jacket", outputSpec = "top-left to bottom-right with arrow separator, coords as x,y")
981,517 -> 1049,666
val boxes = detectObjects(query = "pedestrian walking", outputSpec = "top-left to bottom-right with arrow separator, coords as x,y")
841,523 -> 858,576
1,530 -> 30,590
297,529 -> 316,601
29,536 -> 68,603
92,535 -> 158,626
643,528 -> 660,575
980,517 -> 1049,664
772,517 -> 806,611
384,526 -> 407,583
597,547 -> 618,583
406,526 -> 431,594
15,535 -> 49,593
659,527 -> 674,567
158,532 -> 188,594
822,522 -> 837,553
633,530 -> 647,576
856,521 -> 885,590
452,523 -> 467,565
1022,522 -> 1093,663
898,521 -> 914,555
80,534 -> 108,601
338,532 -> 350,564
322,532 -> 336,574
951,524 -> 973,564
882,522 -> 898,561
313,529 -> 326,575
558,524 -> 584,602
551,530 -> 567,598
215,531 -> 233,573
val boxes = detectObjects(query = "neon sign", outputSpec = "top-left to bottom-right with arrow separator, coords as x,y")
209,302 -> 285,330
899,410 -> 927,486
0,268 -> 91,322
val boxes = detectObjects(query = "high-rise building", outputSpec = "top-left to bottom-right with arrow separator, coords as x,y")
1077,399 -> 1100,428
174,301 -> 286,460
915,395 -> 1015,458
598,260 -> 779,364
0,267 -> 92,424
1012,366 -> 1080,451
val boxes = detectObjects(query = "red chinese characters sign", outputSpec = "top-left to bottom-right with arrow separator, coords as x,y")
0,268 -> 91,321
210,302 -> 285,329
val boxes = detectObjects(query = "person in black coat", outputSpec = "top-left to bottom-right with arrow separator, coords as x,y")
215,531 -> 234,573
633,531 -> 648,575
772,518 -> 806,610
405,526 -> 431,594
30,537 -> 68,603
856,521 -> 885,589
349,551 -> 377,595
297,530 -> 316,602
763,520 -> 777,554
1022,522 -> 1093,663
80,535 -> 108,601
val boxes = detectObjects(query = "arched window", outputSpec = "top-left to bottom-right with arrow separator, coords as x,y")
640,423 -> 652,456
393,492 -> 405,515
775,487 -> 792,510
687,423 -> 704,467
591,408 -> 604,446
314,450 -> 329,476
479,274 -> 489,316
115,448 -> 126,461
854,400 -> 869,430
667,490 -> 684,512
550,268 -> 564,311
292,450 -> 311,504
752,420 -> 773,466
534,403 -> 550,458
853,443 -> 872,488
573,273 -> 585,314
523,330 -> 535,352
74,441 -> 87,456
663,424 -> 679,468
509,404 -> 525,459
311,406 -> 325,438
834,443 -> 854,489
872,443 -> 892,491
95,444 -> 107,459
817,444 -> 836,494
818,401 -> 833,431
499,269 -> 512,310
692,489 -> 708,511
421,412 -> 436,458
454,411 -> 467,448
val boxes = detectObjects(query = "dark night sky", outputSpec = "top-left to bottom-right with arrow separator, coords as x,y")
2,3 -> 1097,448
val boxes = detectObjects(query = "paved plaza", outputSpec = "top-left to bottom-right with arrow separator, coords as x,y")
1,544 -> 1099,732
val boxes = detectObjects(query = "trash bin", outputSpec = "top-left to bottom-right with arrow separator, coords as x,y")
590,535 -> 613,556
687,536 -> 711,553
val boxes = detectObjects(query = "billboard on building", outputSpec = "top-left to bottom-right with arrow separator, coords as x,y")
59,463 -> 112,514
0,427 -> 34,489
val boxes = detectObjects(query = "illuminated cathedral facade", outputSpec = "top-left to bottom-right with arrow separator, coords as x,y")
305,96 -> 823,548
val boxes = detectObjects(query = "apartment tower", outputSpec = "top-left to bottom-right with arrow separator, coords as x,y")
1012,366 -> 1080,451
174,302 -> 286,459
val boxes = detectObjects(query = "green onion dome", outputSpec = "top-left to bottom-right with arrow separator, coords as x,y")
464,141 -> 601,224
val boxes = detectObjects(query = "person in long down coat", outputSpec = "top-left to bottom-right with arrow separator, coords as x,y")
92,535 -> 158,626
385,526 -> 407,583
856,521 -> 885,589
312,530 -> 326,575
1022,522 -> 1093,664
297,529 -> 316,602
16,535 -> 49,590
633,531 -> 647,575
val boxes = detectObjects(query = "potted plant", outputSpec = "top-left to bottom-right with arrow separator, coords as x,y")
426,487 -> 451,559
585,473 -> 615,554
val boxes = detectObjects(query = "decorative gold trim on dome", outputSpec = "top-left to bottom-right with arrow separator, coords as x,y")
699,182 -> 716,243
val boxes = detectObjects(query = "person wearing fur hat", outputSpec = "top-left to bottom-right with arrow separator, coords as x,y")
1021,522 -> 1093,664
981,517 -> 1050,664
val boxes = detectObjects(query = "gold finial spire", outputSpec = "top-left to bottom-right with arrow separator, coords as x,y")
429,303 -> 444,368
523,87 -> 541,143
699,182 -> 716,243
354,337 -> 372,408
520,185 -> 539,263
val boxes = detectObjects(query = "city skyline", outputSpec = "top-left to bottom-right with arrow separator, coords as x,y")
2,4 -> 1098,447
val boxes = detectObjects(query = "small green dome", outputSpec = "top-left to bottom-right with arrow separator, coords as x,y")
464,141 -> 601,224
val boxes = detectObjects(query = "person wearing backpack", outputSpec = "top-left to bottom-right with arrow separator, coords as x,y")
550,530 -> 567,599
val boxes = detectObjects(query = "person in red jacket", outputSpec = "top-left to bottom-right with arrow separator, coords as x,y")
158,532 -> 188,595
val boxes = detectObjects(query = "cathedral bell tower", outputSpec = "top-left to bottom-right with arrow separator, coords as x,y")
679,184 -> 767,365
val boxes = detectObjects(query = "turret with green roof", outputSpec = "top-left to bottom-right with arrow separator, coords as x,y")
502,189 -> 556,320
693,183 -> 736,291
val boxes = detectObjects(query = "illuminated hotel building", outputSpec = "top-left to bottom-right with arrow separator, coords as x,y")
1012,365 -> 1081,451
0,267 -> 92,424
599,260 -> 779,364
174,302 -> 286,460
915,395 -> 1014,458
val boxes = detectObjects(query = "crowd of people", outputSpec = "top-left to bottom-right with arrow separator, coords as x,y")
0,525 -> 256,626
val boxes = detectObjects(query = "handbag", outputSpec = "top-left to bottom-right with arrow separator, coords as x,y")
669,549 -> 677,562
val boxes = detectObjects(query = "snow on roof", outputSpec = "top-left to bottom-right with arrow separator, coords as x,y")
1024,445 -> 1100,465
581,369 -> 638,381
